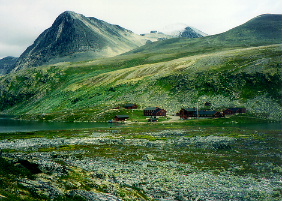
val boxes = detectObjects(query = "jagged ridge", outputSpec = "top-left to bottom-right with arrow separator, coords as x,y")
13,11 -> 147,71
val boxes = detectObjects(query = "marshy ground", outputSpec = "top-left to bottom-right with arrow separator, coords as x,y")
0,121 -> 281,200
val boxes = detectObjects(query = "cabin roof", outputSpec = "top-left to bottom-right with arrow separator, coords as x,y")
144,107 -> 159,111
115,115 -> 129,118
124,104 -> 136,107
198,111 -> 217,115
183,108 -> 197,112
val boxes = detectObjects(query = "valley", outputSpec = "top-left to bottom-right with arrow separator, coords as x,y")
0,12 -> 281,201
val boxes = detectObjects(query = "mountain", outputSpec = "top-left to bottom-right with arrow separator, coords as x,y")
0,14 -> 281,121
180,26 -> 208,38
13,11 -> 147,71
216,14 -> 282,42
139,25 -> 208,42
127,14 -> 282,58
0,56 -> 18,75
160,24 -> 208,38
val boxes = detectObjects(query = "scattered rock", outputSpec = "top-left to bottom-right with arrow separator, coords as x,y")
68,190 -> 122,201
142,154 -> 154,161
19,178 -> 63,200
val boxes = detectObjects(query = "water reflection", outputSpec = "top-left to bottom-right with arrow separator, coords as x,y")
0,115 -> 281,133
0,115 -> 121,133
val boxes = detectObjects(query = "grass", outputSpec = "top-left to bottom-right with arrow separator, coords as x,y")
1,42 -> 281,119
1,44 -> 281,122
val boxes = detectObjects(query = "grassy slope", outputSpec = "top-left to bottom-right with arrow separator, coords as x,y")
0,44 -> 281,121
126,14 -> 282,60
0,14 -> 281,121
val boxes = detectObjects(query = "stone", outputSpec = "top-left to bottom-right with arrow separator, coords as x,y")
68,190 -> 122,201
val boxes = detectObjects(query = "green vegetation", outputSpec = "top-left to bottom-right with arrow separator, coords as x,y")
0,45 -> 281,122
0,14 -> 281,122
0,122 -> 281,200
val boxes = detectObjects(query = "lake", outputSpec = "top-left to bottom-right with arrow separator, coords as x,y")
0,115 -> 122,133
0,115 -> 281,133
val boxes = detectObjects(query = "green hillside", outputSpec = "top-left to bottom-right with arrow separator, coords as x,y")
0,44 -> 281,121
126,14 -> 282,62
0,14 -> 281,121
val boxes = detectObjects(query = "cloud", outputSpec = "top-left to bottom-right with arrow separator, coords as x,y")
0,43 -> 24,58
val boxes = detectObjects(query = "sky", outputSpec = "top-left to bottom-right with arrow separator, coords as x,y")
0,0 -> 281,59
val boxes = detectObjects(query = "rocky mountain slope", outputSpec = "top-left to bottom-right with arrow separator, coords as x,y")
0,56 -> 18,75
0,14 -> 281,121
179,26 -> 208,38
13,11 -> 147,71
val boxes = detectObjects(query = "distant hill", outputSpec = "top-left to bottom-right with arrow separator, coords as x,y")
13,11 -> 147,71
127,14 -> 282,58
139,25 -> 208,41
216,14 -> 282,42
0,56 -> 18,75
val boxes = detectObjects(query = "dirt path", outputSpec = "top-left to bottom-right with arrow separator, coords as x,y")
162,115 -> 181,123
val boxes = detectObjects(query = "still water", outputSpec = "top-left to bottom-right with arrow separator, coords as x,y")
0,115 -> 281,133
0,115 -> 121,133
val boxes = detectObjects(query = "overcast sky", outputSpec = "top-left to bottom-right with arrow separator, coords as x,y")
0,0 -> 281,59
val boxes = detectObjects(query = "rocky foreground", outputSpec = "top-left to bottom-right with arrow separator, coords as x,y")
1,129 -> 282,200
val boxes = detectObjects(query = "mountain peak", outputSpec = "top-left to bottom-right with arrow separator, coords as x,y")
159,24 -> 208,38
57,11 -> 81,19
13,11 -> 146,71
52,11 -> 84,25
180,26 -> 208,38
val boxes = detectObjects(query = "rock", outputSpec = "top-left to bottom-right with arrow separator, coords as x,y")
19,179 -> 63,200
68,190 -> 122,201
37,160 -> 69,176
142,154 -> 154,161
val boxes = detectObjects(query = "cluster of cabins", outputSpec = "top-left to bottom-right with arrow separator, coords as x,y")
178,107 -> 246,119
114,104 -> 167,122
113,103 -> 246,122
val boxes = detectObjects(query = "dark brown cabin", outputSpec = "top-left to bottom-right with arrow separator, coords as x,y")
223,108 -> 246,115
179,108 -> 224,119
179,108 -> 197,119
114,115 -> 129,121
144,107 -> 167,116
124,104 -> 138,109
198,111 -> 224,118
